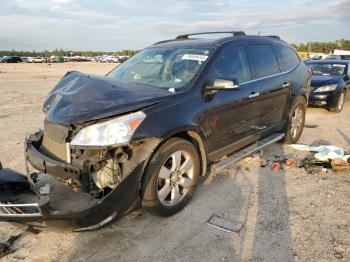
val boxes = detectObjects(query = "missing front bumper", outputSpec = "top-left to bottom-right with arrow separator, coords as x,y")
1,133 -> 160,230
0,166 -> 101,228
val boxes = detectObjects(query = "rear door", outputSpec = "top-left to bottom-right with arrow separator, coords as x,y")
245,44 -> 290,130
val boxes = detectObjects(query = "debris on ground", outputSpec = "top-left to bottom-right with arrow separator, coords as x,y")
242,153 -> 296,171
260,159 -> 267,167
331,158 -> 350,172
206,214 -> 244,233
271,162 -> 282,172
286,159 -> 296,166
289,144 -> 350,161
0,234 -> 21,258
290,144 -> 350,174
334,251 -> 344,259
299,158 -> 331,174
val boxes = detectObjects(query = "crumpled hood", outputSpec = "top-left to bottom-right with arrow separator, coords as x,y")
311,75 -> 343,89
44,71 -> 174,124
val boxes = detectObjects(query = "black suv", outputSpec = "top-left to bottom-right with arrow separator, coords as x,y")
0,32 -> 311,229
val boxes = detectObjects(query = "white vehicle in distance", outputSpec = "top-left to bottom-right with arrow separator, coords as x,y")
98,55 -> 120,63
27,57 -> 46,63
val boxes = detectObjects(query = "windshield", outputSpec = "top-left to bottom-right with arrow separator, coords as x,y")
107,47 -> 210,92
307,63 -> 346,76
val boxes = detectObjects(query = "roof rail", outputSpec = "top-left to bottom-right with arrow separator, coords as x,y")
263,35 -> 281,40
176,31 -> 246,39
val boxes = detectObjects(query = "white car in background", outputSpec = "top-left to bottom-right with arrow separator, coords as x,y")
98,55 -> 120,63
27,57 -> 46,63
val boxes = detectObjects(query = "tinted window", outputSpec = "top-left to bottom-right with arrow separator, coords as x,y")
306,63 -> 346,76
245,45 -> 280,79
274,44 -> 300,71
212,46 -> 251,83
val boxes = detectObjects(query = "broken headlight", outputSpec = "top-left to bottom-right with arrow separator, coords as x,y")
314,84 -> 337,92
70,111 -> 145,147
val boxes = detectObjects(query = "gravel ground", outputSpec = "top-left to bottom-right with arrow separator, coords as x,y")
0,62 -> 349,261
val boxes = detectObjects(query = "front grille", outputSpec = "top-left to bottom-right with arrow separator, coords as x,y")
44,120 -> 71,143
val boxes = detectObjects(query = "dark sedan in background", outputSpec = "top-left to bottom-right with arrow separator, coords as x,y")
306,60 -> 350,112
0,56 -> 22,63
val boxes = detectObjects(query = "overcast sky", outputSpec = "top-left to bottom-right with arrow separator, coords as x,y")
0,0 -> 349,51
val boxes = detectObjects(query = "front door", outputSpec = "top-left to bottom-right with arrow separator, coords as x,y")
199,45 -> 262,159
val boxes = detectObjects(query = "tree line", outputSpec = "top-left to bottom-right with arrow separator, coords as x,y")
1,39 -> 350,57
291,39 -> 350,54
0,48 -> 139,57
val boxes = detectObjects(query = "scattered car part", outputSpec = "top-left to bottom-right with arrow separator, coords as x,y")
331,159 -> 350,172
206,214 -> 244,233
271,162 -> 282,172
289,144 -> 350,161
0,234 -> 21,258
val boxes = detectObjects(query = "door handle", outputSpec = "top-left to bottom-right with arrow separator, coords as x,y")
249,92 -> 260,98
282,82 -> 291,88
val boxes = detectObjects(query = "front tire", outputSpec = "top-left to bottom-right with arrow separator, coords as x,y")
142,138 -> 200,217
330,90 -> 346,113
284,97 -> 306,144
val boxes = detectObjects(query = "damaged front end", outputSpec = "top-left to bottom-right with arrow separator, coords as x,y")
0,125 -> 160,231
0,71 -> 171,230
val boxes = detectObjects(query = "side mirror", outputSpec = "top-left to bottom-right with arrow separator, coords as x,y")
206,79 -> 240,91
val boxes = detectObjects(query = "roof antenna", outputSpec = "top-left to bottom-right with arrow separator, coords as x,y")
258,31 -> 261,36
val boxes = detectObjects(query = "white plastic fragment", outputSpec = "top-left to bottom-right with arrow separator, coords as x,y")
289,144 -> 350,161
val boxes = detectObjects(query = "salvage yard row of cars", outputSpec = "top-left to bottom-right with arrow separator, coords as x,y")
0,55 -> 129,63
0,31 -> 349,231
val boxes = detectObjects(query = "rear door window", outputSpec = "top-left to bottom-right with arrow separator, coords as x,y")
212,46 -> 251,83
245,45 -> 280,79
274,44 -> 300,71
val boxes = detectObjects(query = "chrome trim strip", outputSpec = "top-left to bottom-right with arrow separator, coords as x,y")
66,143 -> 71,163
240,63 -> 300,86
0,203 -> 39,207
0,213 -> 42,218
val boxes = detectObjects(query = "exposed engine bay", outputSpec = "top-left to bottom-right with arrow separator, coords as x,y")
31,119 -> 129,196
27,122 -> 159,201
0,128 -> 161,230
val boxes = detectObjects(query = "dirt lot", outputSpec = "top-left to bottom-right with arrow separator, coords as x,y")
0,63 -> 349,261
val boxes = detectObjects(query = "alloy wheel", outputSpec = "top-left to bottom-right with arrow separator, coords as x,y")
156,150 -> 195,206
338,92 -> 345,111
290,106 -> 303,139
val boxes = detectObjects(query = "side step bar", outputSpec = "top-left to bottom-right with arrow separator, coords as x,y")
212,133 -> 285,173
0,203 -> 42,218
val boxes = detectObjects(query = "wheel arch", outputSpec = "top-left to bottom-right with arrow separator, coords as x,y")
140,127 -> 208,185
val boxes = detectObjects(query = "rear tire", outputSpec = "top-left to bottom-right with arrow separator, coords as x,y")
141,138 -> 200,217
329,90 -> 346,113
284,97 -> 306,144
